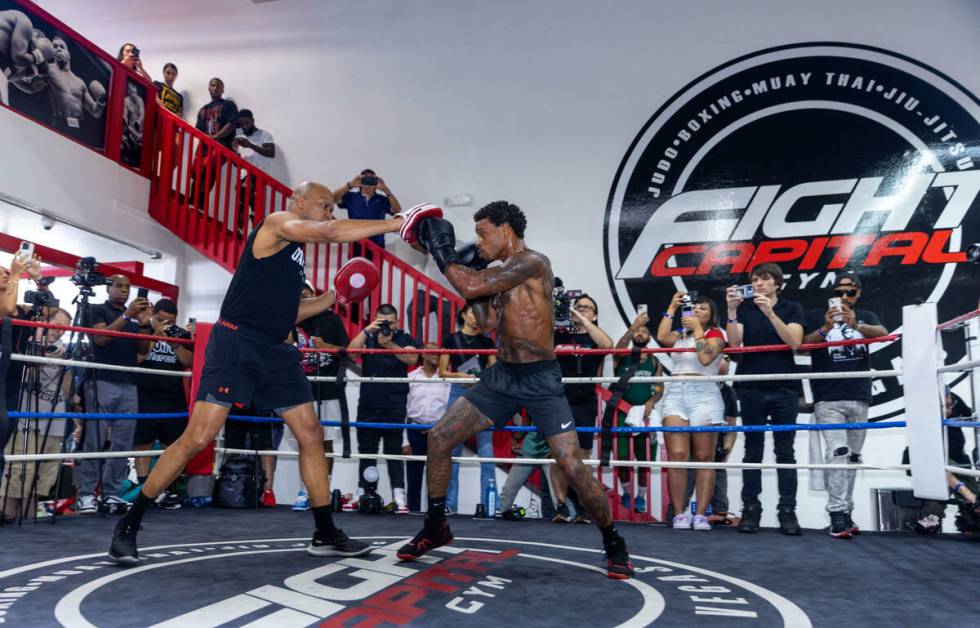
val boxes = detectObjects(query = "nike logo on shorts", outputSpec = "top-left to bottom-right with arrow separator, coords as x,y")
561,421 -> 573,429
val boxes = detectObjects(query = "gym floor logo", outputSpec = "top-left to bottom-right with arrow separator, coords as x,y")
605,42 -> 979,418
0,537 -> 811,626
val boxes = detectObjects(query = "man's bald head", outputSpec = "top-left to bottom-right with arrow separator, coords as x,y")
291,181 -> 335,222
107,274 -> 131,305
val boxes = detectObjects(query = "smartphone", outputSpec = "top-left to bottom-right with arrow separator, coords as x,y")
736,284 -> 755,299
637,304 -> 648,316
828,297 -> 843,322
188,317 -> 197,325
681,305 -> 695,318
137,288 -> 149,299
17,241 -> 34,261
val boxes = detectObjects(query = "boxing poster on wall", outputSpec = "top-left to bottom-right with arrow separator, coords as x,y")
604,43 -> 980,420
120,77 -> 145,166
0,2 -> 111,150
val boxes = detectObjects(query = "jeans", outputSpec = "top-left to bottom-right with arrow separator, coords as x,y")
738,386 -> 798,511
76,381 -> 138,498
356,404 -> 406,490
815,399 -> 868,513
445,384 -> 495,510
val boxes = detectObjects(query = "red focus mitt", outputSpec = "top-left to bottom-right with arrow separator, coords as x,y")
334,257 -> 379,307
397,203 -> 443,244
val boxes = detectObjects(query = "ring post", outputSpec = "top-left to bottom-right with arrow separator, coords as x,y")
185,323 -> 215,478
902,303 -> 947,499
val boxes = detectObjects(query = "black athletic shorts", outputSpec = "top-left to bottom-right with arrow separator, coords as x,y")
135,395 -> 188,446
568,398 -> 597,451
195,320 -> 313,414
463,359 -> 575,440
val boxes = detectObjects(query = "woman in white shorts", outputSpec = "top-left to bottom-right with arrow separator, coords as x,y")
657,292 -> 725,530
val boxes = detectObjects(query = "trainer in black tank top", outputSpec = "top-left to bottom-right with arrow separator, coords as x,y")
219,220 -> 307,340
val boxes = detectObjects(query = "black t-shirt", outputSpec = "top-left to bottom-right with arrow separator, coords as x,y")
805,308 -> 883,403
137,338 -> 185,401
4,306 -> 33,405
554,331 -> 603,404
89,301 -> 140,384
733,297 -> 805,391
196,98 -> 238,149
359,329 -> 420,408
442,330 -> 495,373
305,311 -> 349,401
947,393 -> 973,466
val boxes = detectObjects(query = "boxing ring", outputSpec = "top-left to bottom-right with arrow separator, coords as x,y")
1,303 -> 979,627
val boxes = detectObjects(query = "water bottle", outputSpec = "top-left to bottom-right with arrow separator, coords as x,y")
484,478 -> 498,518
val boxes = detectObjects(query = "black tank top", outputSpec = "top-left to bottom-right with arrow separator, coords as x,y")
219,221 -> 306,340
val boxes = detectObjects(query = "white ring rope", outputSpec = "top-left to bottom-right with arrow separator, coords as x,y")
8,353 -> 191,377
937,358 -> 980,374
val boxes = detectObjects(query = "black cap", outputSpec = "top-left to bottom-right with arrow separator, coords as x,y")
833,272 -> 861,289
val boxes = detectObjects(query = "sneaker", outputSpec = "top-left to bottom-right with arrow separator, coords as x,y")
829,511 -> 852,539
444,505 -> 457,516
155,491 -> 182,510
260,489 -> 276,508
604,536 -> 635,579
185,496 -> 212,508
101,495 -> 131,515
397,520 -> 454,560
292,489 -> 311,512
573,514 -> 592,525
908,514 -> 941,534
634,495 -> 646,514
108,520 -> 141,566
692,514 -> 712,530
307,529 -> 373,557
846,512 -> 861,535
395,503 -> 410,515
620,492 -> 633,511
778,510 -> 803,536
342,495 -> 357,512
502,505 -> 527,521
672,513 -> 692,529
737,504 -> 762,533
77,494 -> 97,515
552,502 -> 572,523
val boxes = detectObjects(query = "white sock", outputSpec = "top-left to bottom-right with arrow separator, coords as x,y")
393,487 -> 406,506
621,481 -> 632,496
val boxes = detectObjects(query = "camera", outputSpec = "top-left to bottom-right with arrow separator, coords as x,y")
552,278 -> 583,330
70,257 -> 110,290
163,324 -> 192,340
358,466 -> 384,514
24,289 -> 59,308
735,284 -> 754,299
360,175 -> 379,187
377,320 -> 394,337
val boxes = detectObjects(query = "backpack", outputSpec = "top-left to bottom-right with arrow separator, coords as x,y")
213,455 -> 265,508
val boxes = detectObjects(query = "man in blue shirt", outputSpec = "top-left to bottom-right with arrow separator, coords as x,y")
333,169 -> 402,249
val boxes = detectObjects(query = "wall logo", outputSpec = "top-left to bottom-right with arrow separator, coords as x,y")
604,42 -> 979,417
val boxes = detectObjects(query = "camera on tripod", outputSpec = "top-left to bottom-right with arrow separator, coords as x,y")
70,256 -> 110,291
24,277 -> 59,309
553,277 -> 583,330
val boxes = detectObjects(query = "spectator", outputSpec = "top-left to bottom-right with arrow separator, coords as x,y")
117,42 -> 151,82
134,299 -> 193,510
803,272 -> 888,538
552,293 -> 613,523
332,170 -> 402,249
288,284 -> 346,511
76,275 -> 151,515
232,109 -> 276,236
612,311 -> 663,515
656,292 -> 725,529
439,303 -> 497,514
498,415 -> 556,520
404,343 -> 451,512
153,62 -> 183,116
726,263 -> 805,534
348,303 -> 419,513
1,307 -> 72,521
190,78 -> 237,208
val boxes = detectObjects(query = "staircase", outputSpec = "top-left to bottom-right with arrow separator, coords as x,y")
146,108 -> 463,341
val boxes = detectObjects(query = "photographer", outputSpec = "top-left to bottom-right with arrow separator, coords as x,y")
134,299 -> 193,509
333,169 -> 402,250
726,263 -> 805,535
552,293 -> 612,523
348,304 -> 419,512
76,275 -> 151,515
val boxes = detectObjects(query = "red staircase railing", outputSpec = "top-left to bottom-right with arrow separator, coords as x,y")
148,107 -> 463,343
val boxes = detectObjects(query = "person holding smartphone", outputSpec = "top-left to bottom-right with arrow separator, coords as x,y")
332,169 -> 402,250
656,291 -> 725,529
802,273 -> 887,538
725,263 -> 805,535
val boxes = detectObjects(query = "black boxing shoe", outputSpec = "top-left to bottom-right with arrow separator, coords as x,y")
308,528 -> 373,557
108,520 -> 141,566
397,520 -> 454,561
604,536 -> 634,580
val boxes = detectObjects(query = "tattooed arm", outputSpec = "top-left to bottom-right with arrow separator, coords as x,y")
444,250 -> 546,300
694,333 -> 725,367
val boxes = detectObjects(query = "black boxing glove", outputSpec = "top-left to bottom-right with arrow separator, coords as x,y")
418,218 -> 459,272
456,242 -> 488,271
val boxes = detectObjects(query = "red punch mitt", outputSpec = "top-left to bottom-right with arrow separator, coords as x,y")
397,203 -> 444,244
334,257 -> 380,307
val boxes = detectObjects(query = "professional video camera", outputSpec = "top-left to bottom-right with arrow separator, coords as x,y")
24,277 -> 59,308
553,277 -> 583,330
70,256 -> 110,291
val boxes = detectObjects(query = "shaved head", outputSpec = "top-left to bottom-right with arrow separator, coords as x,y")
292,181 -> 331,204
290,181 -> 335,221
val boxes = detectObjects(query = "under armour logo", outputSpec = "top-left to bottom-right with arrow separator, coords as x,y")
217,386 -> 230,394
561,421 -> 573,429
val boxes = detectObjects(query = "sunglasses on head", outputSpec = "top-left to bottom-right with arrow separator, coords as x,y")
834,288 -> 858,297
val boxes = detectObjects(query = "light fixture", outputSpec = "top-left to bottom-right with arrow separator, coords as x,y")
443,194 -> 474,208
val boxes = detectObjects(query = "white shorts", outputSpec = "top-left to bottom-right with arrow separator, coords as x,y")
281,398 -> 341,450
661,380 -> 724,426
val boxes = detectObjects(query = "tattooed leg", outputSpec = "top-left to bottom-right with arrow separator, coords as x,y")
426,397 -> 494,497
547,431 -> 612,527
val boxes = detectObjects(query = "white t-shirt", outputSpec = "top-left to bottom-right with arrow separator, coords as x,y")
235,127 -> 275,174
406,368 -> 451,425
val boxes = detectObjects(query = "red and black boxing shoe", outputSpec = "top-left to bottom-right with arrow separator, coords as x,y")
604,537 -> 635,580
397,203 -> 444,244
396,520 -> 454,560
